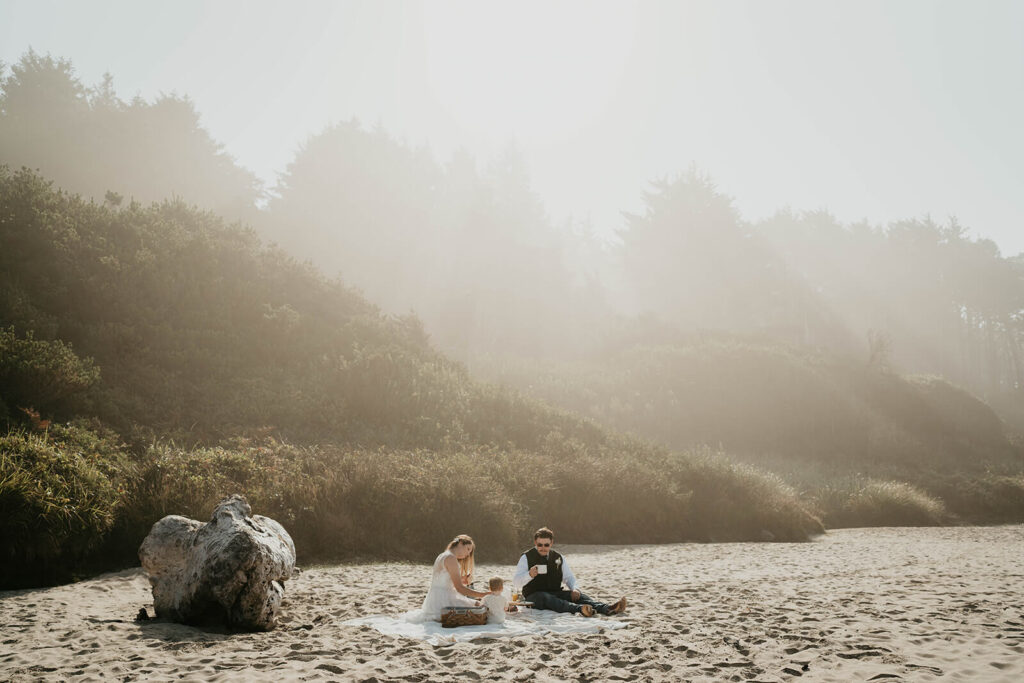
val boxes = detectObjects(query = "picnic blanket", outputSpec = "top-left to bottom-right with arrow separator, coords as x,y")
343,608 -> 627,646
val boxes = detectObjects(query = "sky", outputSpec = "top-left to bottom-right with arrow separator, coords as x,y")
2,0 -> 1023,255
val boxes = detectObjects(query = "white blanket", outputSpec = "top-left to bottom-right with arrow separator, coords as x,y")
343,608 -> 627,646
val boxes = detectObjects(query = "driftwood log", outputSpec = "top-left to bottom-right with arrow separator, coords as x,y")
139,495 -> 295,630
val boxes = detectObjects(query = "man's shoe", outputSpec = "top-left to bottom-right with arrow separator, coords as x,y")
579,604 -> 595,617
609,597 -> 627,615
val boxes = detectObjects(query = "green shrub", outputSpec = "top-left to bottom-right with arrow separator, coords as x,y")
0,422 -> 132,587
823,480 -> 947,528
926,473 -> 1024,524
0,326 -> 100,425
668,449 -> 824,541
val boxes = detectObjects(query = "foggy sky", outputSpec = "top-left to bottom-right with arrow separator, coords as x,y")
3,0 -> 1023,255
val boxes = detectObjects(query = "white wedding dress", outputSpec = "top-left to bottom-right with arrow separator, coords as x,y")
404,550 -> 477,623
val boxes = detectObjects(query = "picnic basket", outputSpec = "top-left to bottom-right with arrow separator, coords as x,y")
440,606 -> 488,628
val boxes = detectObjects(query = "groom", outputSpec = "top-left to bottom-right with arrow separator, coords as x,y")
512,527 -> 627,617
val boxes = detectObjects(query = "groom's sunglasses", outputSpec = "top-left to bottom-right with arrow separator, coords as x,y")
535,542 -> 551,548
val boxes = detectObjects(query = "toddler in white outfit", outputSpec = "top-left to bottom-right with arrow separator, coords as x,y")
481,576 -> 509,623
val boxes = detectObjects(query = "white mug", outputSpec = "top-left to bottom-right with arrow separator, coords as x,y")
536,564 -> 548,575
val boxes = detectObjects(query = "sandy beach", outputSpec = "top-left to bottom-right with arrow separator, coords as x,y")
2,526 -> 1021,682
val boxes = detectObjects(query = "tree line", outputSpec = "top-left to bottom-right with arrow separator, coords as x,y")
4,50 -> 1019,424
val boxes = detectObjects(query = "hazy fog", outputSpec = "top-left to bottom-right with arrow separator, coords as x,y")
3,0 -> 1023,255
3,1 -> 1024,418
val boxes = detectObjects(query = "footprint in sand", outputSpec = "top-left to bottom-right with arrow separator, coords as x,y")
314,663 -> 346,675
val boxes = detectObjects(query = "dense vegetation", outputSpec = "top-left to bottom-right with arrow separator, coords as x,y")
472,341 -> 1024,527
0,168 -> 822,588
3,50 -> 1022,588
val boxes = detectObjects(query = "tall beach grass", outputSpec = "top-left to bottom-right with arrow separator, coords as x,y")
1,424 -> 823,588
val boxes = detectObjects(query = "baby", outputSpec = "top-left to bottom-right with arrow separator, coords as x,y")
481,576 -> 509,624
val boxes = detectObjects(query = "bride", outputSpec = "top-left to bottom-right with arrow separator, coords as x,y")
406,534 -> 491,622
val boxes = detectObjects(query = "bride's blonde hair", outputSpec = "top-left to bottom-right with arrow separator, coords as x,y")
447,534 -> 475,580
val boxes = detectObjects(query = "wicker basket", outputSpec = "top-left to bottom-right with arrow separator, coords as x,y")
440,606 -> 489,628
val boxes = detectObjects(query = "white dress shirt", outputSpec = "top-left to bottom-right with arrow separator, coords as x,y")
512,551 -> 579,593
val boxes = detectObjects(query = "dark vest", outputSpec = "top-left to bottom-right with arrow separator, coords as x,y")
521,547 -> 564,597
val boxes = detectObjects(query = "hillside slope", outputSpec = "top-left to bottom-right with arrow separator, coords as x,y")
472,340 -> 1024,526
0,168 -> 823,588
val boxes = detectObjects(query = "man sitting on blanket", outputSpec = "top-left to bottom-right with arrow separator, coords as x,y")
513,526 -> 627,617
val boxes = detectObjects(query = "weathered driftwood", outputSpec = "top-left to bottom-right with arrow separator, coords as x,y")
139,495 -> 296,631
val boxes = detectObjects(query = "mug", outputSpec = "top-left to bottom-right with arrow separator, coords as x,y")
536,564 -> 548,574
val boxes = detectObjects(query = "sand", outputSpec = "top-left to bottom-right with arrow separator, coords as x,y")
2,526 -> 1022,682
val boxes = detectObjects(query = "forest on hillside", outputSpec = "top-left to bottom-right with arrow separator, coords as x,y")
1,51 -> 1022,589
4,50 -> 1022,407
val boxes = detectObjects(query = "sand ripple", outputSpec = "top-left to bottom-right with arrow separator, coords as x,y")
1,526 -> 1021,681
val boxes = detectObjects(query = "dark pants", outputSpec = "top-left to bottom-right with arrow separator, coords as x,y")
527,589 -> 611,615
